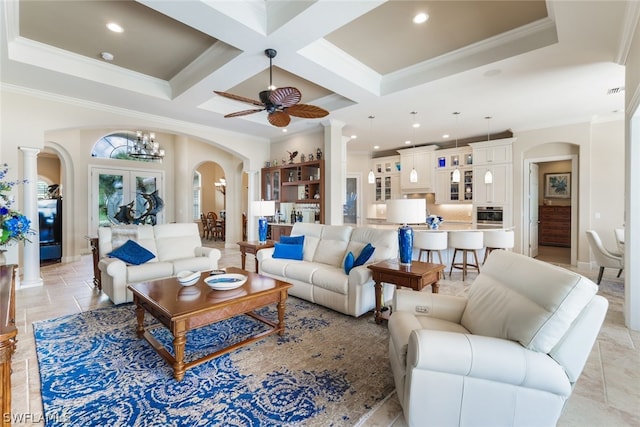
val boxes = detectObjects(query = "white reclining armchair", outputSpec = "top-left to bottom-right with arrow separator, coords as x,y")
389,250 -> 608,427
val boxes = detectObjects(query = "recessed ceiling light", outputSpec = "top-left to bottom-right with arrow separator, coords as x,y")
413,13 -> 429,24
282,128 -> 287,132
106,22 -> 123,33
373,145 -> 380,150
412,123 -> 420,128
442,134 -> 450,139
100,52 -> 114,61
351,135 -> 357,139
405,140 -> 411,145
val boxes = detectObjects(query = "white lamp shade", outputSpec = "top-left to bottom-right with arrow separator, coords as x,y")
409,168 -> 418,183
484,170 -> 493,184
368,169 -> 375,184
451,168 -> 461,183
252,200 -> 275,217
386,198 -> 426,224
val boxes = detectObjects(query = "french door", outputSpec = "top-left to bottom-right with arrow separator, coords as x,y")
90,167 -> 164,232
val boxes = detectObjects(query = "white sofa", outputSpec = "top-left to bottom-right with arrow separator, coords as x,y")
388,250 -> 608,427
98,223 -> 221,304
257,222 -> 398,317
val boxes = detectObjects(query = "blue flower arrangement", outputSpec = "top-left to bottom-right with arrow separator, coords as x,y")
425,215 -> 444,230
1,164 -> 33,245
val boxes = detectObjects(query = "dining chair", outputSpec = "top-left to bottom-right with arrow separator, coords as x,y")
614,227 -> 625,254
585,230 -> 623,284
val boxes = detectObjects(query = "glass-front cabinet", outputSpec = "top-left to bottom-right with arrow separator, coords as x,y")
434,146 -> 473,204
262,167 -> 280,202
371,155 -> 400,202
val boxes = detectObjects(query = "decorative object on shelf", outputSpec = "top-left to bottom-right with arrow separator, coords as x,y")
386,198 -> 426,265
265,161 -> 271,168
544,172 -> 571,198
128,131 -> 165,161
215,177 -> 226,195
425,215 -> 444,230
252,200 -> 275,244
451,112 -> 461,183
214,49 -> 329,127
308,153 -> 314,161
409,111 -> 419,183
1,163 -> 34,251
316,148 -> 322,160
287,151 -> 298,164
300,154 -> 305,163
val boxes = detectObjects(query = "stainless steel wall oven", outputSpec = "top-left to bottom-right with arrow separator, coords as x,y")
476,206 -> 503,225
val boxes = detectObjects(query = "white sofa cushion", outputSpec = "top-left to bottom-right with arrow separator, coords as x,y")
312,266 -> 349,295
347,227 -> 398,263
154,223 -> 201,262
290,223 -> 323,262
461,250 -> 598,353
127,262 -> 173,283
312,225 -> 352,267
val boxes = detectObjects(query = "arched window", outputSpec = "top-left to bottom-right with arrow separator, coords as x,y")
91,131 -> 162,161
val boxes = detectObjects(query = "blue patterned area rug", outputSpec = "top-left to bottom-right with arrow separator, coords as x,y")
33,297 -> 394,426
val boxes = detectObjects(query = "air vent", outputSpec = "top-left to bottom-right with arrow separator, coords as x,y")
607,87 -> 625,95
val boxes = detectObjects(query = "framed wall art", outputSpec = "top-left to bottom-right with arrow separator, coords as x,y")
544,172 -> 571,198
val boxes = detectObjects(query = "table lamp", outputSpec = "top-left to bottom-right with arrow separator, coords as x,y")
386,198 -> 426,265
252,200 -> 275,244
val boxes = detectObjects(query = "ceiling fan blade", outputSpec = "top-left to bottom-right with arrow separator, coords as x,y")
224,108 -> 264,118
268,111 -> 291,127
286,104 -> 329,119
269,87 -> 301,108
214,91 -> 264,107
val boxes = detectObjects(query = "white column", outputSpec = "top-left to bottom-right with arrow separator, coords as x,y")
625,112 -> 640,331
322,119 -> 345,225
246,170 -> 259,241
19,147 -> 43,288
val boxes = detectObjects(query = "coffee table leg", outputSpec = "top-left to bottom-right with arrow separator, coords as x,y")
173,331 -> 186,381
134,300 -> 145,338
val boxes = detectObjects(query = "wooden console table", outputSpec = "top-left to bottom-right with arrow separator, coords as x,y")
368,259 -> 445,324
1,264 -> 17,426
237,240 -> 275,272
85,236 -> 101,290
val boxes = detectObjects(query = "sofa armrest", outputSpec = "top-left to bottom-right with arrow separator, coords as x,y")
98,256 -> 127,279
195,247 -> 221,263
256,247 -> 275,263
347,264 -> 372,286
407,329 -> 571,396
393,289 -> 467,323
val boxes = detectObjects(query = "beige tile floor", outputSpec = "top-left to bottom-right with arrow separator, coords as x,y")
9,242 -> 640,426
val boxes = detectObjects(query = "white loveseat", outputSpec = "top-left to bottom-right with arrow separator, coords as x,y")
257,222 -> 398,317
389,250 -> 608,427
98,223 -> 221,304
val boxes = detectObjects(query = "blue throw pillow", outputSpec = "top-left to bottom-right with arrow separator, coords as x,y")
354,243 -> 375,267
273,243 -> 304,260
108,240 -> 155,265
280,235 -> 305,245
344,251 -> 355,274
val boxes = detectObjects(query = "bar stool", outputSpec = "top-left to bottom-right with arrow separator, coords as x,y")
448,231 -> 483,281
414,231 -> 448,264
482,230 -> 515,264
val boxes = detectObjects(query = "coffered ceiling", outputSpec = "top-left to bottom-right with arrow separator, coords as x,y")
1,1 -> 632,153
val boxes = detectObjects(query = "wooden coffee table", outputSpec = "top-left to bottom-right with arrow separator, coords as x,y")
368,259 -> 445,324
128,267 -> 292,381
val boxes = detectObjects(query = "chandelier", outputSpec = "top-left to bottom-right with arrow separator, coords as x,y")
129,131 -> 165,160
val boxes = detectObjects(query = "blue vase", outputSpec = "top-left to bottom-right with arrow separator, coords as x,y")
398,225 -> 413,265
258,217 -> 268,243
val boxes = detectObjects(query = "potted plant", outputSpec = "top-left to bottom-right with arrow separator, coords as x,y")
0,164 -> 33,263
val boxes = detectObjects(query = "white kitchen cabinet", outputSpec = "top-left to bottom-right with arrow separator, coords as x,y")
473,163 -> 511,205
371,155 -> 400,202
470,138 -> 514,165
435,168 -> 473,204
398,146 -> 437,192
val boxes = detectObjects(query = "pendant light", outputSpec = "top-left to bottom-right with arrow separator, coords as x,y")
409,111 -> 418,183
367,115 -> 375,184
484,116 -> 494,184
451,112 -> 461,183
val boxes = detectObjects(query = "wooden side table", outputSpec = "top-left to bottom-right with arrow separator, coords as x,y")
85,235 -> 101,291
368,259 -> 445,324
236,240 -> 275,272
